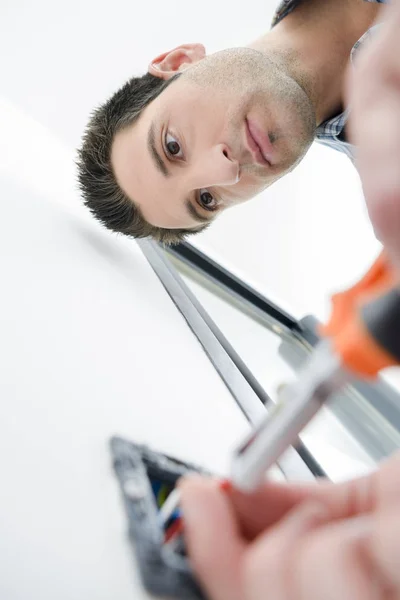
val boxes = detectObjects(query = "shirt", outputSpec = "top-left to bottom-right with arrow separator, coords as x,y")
272,0 -> 388,160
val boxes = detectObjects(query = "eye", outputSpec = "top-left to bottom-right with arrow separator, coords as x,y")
198,189 -> 218,211
164,132 -> 184,159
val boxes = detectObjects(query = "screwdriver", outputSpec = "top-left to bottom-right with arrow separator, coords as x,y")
231,252 -> 400,492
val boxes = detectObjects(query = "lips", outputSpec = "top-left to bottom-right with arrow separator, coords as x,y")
245,118 -> 274,166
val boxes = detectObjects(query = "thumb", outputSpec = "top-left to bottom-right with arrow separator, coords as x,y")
180,476 -> 245,600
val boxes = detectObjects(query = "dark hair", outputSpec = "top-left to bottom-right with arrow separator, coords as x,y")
77,72 -> 208,245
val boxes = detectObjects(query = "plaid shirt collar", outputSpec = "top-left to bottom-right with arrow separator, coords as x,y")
272,0 -> 387,161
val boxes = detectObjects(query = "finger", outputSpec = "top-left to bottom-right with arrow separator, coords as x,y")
217,474 -> 375,539
179,476 -> 246,600
295,516 -> 383,600
312,450 -> 400,518
243,501 -> 330,600
179,476 -> 368,542
180,452 -> 400,542
369,508 -> 400,596
226,480 -> 316,539
373,450 -> 400,509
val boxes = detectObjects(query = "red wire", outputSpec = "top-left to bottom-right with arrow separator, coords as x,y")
164,517 -> 184,543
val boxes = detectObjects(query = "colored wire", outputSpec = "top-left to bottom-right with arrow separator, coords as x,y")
157,484 -> 170,508
165,517 -> 184,543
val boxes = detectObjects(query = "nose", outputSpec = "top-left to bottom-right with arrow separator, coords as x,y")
191,144 -> 240,189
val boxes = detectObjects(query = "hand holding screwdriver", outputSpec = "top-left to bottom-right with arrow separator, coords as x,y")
230,251 -> 400,492
180,253 -> 400,600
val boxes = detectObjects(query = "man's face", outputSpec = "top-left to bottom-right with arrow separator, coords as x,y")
111,48 -> 315,230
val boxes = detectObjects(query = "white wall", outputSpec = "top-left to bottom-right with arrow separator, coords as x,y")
0,0 -> 276,148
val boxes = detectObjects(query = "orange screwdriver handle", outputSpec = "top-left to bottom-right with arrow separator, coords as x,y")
320,253 -> 400,378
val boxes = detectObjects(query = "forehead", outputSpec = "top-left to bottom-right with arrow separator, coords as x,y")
111,109 -> 178,228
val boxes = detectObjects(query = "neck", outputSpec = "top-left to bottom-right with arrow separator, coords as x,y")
248,0 -> 381,125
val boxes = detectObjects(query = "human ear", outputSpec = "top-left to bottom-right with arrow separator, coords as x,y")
148,43 -> 206,80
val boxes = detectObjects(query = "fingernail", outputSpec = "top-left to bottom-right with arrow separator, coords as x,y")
179,484 -> 207,531
177,474 -> 205,489
178,474 -> 229,490
219,479 -> 232,493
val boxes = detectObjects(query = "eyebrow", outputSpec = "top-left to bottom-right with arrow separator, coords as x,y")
147,122 -> 215,226
185,199 -> 215,224
148,123 -> 170,177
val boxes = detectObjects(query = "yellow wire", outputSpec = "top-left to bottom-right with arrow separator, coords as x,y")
157,484 -> 169,507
